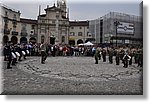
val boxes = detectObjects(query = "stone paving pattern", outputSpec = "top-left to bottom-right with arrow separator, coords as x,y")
1,56 -> 143,95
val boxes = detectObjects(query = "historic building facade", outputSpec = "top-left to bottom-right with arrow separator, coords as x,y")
1,5 -> 38,44
69,21 -> 92,45
1,1 -> 142,47
20,18 -> 38,44
1,5 -> 21,44
37,0 -> 69,44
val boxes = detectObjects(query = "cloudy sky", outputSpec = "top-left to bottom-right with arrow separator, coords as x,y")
1,0 -> 142,20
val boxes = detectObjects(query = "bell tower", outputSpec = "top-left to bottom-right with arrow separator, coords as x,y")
57,0 -> 67,18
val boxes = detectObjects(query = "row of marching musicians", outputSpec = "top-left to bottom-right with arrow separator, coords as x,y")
3,41 -> 30,69
94,46 -> 143,68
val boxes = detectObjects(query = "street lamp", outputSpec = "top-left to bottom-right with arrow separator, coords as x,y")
114,21 -> 120,47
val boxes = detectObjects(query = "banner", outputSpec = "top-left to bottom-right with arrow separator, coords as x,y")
117,22 -> 134,34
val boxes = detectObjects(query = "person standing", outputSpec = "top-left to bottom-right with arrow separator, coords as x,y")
11,44 -> 17,66
129,48 -> 133,65
5,41 -> 12,69
22,44 -> 27,59
94,47 -> 101,64
137,48 -> 143,67
134,48 -> 138,64
115,48 -> 120,65
92,47 -> 96,57
123,52 -> 131,68
40,42 -> 48,64
119,48 -> 125,63
102,48 -> 106,62
98,47 -> 102,60
3,44 -> 8,61
16,44 -> 22,61
108,47 -> 114,64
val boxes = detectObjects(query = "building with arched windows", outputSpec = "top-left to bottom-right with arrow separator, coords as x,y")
1,4 -> 38,45
69,21 -> 93,46
1,4 -> 21,44
1,1 -> 142,47
37,0 -> 69,44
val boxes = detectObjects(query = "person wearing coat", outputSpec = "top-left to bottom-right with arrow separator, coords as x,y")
40,42 -> 48,64
94,47 -> 101,64
5,41 -> 12,69
102,48 -> 107,62
123,52 -> 131,68
108,47 -> 114,64
115,49 -> 120,65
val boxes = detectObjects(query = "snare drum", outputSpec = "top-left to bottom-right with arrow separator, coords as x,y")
22,51 -> 26,55
15,52 -> 20,57
11,52 -> 17,59
26,50 -> 29,54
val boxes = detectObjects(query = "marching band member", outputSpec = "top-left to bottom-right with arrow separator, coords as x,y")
115,48 -> 120,65
123,52 -> 131,68
5,41 -> 12,69
40,42 -> 48,64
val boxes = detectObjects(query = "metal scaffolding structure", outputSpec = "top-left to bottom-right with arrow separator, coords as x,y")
89,12 -> 142,46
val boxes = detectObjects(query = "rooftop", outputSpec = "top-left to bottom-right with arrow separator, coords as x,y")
69,21 -> 89,26
20,18 -> 37,24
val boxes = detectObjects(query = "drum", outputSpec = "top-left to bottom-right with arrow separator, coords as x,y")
22,51 -> 26,55
11,52 -> 17,59
26,50 -> 29,54
15,52 -> 20,57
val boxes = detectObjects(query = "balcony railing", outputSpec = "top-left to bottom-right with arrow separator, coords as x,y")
30,34 -> 37,37
20,32 -> 28,36
12,31 -> 18,35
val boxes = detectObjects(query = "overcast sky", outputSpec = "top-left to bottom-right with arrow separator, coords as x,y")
1,0 -> 142,21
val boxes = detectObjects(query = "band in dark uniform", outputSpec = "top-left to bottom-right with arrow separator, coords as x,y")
3,41 -> 29,69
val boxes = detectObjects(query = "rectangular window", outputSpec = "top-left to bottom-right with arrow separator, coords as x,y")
31,25 -> 35,29
41,28 -> 45,33
21,24 -> 26,32
70,32 -> 75,36
71,27 -> 74,29
13,27 -> 16,31
13,14 -> 17,20
5,11 -> 8,16
87,32 -> 89,36
42,20 -> 45,23
79,27 -> 82,29
52,20 -> 55,24
78,32 -> 82,36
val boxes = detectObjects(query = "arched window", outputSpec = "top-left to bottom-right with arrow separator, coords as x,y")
11,36 -> 18,44
77,39 -> 83,44
20,37 -> 27,44
3,35 -> 9,44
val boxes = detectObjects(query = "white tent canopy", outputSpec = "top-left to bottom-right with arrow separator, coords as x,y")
84,41 -> 94,46
78,43 -> 84,46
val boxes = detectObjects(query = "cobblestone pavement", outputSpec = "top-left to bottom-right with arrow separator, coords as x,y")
1,56 -> 143,95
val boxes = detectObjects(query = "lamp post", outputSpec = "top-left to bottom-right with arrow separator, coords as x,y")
114,21 -> 120,47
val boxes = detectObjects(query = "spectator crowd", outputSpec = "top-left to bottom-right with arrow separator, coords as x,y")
1,41 -> 143,69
